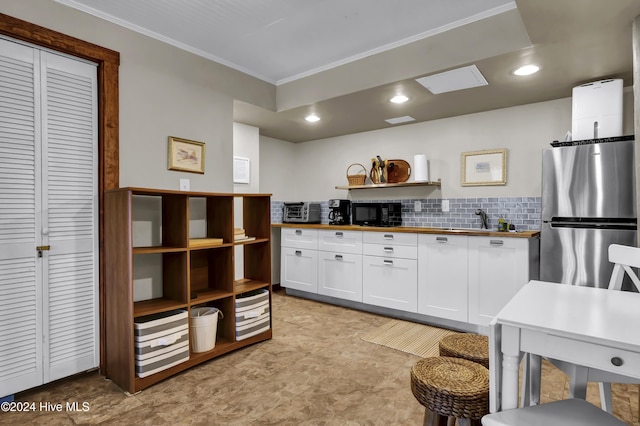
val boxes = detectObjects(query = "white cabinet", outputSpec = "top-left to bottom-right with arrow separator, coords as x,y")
468,236 -> 539,326
281,247 -> 318,292
363,232 -> 418,312
278,226 -> 539,328
318,252 -> 363,301
317,230 -> 363,301
418,234 -> 469,322
280,229 -> 318,292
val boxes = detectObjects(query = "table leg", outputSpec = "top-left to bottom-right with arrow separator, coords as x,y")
488,319 -> 502,413
528,354 -> 542,405
567,364 -> 588,400
500,325 -> 521,410
599,382 -> 612,413
520,353 -> 530,407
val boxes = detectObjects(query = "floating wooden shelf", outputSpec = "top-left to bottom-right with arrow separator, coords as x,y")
335,179 -> 441,190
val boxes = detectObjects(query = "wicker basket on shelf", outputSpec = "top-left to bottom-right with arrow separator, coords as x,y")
346,163 -> 367,186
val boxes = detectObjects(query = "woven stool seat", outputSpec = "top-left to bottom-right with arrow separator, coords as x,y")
439,333 -> 489,369
411,356 -> 489,422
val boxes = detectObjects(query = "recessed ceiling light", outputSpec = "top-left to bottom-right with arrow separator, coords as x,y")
305,114 -> 320,123
390,95 -> 409,104
514,65 -> 539,76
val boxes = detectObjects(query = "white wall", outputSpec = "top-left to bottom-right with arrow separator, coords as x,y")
258,134 -> 298,284
233,123 -> 260,279
262,91 -> 635,202
1,0 -> 274,193
259,135 -> 298,199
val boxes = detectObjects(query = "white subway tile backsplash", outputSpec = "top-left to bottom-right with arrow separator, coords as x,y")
271,197 -> 542,231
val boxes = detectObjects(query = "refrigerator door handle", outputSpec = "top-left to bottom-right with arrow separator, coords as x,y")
549,222 -> 637,231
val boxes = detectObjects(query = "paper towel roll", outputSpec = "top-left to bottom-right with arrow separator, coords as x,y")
414,154 -> 429,182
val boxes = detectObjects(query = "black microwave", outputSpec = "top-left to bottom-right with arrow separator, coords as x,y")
352,202 -> 402,227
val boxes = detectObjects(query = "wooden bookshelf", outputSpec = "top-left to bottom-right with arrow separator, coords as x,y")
104,188 -> 272,393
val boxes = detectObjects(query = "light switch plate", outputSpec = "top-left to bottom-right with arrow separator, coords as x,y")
414,200 -> 421,212
442,199 -> 450,212
179,178 -> 190,191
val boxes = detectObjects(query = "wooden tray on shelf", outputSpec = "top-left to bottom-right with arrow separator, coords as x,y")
386,159 -> 411,183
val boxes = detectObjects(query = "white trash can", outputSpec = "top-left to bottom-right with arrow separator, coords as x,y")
190,307 -> 222,353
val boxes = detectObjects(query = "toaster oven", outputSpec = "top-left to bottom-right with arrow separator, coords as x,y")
283,202 -> 322,223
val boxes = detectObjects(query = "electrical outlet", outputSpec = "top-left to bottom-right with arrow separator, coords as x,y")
179,178 -> 190,191
414,200 -> 421,212
442,199 -> 450,212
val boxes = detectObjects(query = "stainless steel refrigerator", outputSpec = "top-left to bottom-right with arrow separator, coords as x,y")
540,138 -> 637,288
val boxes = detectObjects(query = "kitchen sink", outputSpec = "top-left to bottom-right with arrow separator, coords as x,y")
435,227 -> 499,233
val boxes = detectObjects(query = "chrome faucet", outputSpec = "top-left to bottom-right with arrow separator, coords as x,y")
475,209 -> 489,229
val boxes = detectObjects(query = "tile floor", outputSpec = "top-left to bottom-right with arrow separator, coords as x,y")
1,290 -> 638,425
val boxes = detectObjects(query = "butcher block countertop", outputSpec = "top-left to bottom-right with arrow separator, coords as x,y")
272,223 -> 539,238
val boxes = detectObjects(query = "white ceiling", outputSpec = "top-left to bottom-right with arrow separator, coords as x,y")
53,0 -> 514,84
52,0 -> 640,143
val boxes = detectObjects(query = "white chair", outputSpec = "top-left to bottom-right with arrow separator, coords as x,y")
481,398 -> 626,426
521,243 -> 640,413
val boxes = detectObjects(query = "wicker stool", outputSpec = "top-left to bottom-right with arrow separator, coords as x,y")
439,333 -> 489,369
411,357 -> 489,426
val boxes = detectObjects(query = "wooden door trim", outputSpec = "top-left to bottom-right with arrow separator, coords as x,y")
0,12 -> 120,374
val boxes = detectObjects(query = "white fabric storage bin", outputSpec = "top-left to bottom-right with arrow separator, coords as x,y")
235,289 -> 270,341
134,309 -> 189,378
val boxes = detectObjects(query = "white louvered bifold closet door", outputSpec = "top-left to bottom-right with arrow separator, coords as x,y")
41,51 -> 98,383
0,38 -> 98,397
0,37 -> 43,397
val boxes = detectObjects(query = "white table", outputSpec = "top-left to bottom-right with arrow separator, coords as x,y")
489,280 -> 640,412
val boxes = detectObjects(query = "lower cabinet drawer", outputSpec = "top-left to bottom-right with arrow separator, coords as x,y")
362,255 -> 417,312
318,251 -> 363,302
281,228 -> 318,250
318,230 -> 362,254
363,231 -> 417,246
521,329 -> 640,380
363,242 -> 417,259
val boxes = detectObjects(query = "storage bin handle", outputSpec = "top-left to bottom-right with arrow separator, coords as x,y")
153,332 -> 181,347
244,307 -> 266,319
